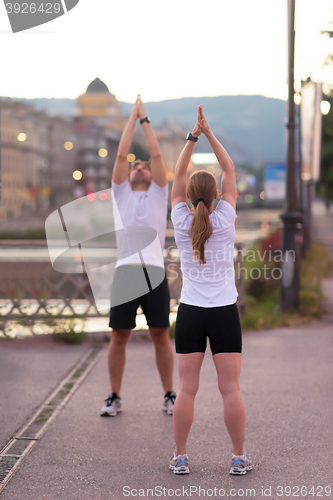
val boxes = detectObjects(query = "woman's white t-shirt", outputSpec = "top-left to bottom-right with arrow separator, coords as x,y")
171,199 -> 238,307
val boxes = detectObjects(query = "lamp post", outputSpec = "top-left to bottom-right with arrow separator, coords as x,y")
279,0 -> 303,310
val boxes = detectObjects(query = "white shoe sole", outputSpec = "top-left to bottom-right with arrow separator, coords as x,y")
229,465 -> 253,475
169,465 -> 190,474
100,408 -> 122,417
163,407 -> 173,415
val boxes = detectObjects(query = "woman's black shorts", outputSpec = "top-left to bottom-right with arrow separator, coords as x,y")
175,302 -> 242,355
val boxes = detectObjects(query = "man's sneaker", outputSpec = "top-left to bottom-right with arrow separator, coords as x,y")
100,393 -> 121,417
169,452 -> 190,474
163,391 -> 176,415
229,451 -> 253,475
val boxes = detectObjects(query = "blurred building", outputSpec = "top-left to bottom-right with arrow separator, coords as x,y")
0,99 -> 77,223
77,77 -> 127,131
0,100 -> 40,221
73,117 -> 119,198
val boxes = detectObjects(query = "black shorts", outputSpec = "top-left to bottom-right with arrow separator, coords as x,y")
109,265 -> 170,330
175,302 -> 242,355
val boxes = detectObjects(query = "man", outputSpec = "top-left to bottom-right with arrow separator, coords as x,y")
101,96 -> 176,417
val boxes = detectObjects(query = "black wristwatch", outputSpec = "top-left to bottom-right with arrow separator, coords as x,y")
140,117 -> 150,124
186,132 -> 198,142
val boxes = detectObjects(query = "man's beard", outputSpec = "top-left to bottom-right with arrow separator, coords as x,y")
130,176 -> 151,187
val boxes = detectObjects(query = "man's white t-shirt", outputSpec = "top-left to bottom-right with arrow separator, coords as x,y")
112,179 -> 168,269
171,199 -> 238,307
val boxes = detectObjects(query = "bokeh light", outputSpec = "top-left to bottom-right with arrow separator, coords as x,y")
17,133 -> 26,142
166,170 -> 174,181
72,170 -> 82,181
99,192 -> 107,201
64,141 -> 73,150
127,153 -> 136,162
321,100 -> 331,115
245,194 -> 253,203
87,192 -> 95,201
260,191 -> 265,200
99,148 -> 108,157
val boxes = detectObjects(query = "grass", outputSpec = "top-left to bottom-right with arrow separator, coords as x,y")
240,240 -> 333,332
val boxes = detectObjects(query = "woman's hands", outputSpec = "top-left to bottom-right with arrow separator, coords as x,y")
191,106 -> 202,138
198,104 -> 211,136
137,94 -> 147,121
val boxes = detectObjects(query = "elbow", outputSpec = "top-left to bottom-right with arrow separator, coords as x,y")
116,153 -> 127,162
150,152 -> 162,161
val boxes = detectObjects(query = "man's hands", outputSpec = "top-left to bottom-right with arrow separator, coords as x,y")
198,104 -> 211,136
137,95 -> 147,121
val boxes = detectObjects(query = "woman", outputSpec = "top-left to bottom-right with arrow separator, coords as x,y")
169,105 -> 252,476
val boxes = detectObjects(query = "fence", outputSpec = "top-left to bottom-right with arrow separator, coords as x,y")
0,241 -> 246,336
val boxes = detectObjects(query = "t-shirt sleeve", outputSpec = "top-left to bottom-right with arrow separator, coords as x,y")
111,179 -> 132,201
148,180 -> 169,202
171,202 -> 192,229
215,199 -> 238,225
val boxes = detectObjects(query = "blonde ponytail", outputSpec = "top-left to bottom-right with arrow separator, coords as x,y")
190,201 -> 213,265
187,170 -> 217,266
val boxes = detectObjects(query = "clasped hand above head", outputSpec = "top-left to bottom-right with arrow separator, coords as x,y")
191,105 -> 212,138
129,94 -> 147,121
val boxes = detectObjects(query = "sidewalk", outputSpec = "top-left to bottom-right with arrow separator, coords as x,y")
0,200 -> 332,499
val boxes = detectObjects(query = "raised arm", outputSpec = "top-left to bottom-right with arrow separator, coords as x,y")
171,107 -> 202,208
199,105 -> 237,211
112,98 -> 139,185
137,96 -> 167,188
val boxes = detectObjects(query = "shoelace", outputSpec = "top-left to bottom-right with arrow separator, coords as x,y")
232,458 -> 244,467
105,394 -> 119,406
165,392 -> 176,403
175,457 -> 187,466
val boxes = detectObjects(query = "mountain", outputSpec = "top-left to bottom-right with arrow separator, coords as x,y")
3,95 -> 287,166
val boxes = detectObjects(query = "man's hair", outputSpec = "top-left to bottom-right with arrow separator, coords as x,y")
128,160 -> 151,177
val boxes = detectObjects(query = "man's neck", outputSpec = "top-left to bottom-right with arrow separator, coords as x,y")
131,183 -> 150,191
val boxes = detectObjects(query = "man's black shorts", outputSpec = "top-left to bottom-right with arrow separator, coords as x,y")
175,302 -> 242,355
109,265 -> 170,330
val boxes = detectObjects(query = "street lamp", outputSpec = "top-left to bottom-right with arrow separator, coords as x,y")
279,0 -> 303,311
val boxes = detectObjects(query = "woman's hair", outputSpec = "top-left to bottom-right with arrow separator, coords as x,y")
187,170 -> 218,265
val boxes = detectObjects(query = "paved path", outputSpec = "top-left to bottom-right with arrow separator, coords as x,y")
0,200 -> 332,499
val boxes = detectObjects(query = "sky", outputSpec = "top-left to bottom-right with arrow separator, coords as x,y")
0,0 -> 332,103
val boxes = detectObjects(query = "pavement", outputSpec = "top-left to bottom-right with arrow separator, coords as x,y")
0,200 -> 332,500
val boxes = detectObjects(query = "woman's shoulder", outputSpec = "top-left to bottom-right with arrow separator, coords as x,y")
171,202 -> 192,228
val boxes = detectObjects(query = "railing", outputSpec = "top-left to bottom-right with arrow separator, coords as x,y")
0,241 -> 246,336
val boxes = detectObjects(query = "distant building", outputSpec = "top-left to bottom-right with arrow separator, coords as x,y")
0,98 -> 77,223
73,117 -> 119,198
77,77 -> 127,131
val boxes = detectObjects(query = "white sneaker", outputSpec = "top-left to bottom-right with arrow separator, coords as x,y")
100,393 -> 122,417
163,391 -> 176,415
230,451 -> 253,475
169,451 -> 190,474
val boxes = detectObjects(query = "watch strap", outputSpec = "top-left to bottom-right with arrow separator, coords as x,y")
140,117 -> 150,124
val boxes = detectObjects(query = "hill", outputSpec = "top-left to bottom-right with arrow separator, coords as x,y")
2,95 -> 287,166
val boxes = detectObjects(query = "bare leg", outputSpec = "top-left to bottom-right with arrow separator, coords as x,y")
173,352 -> 205,456
213,353 -> 245,456
108,329 -> 132,396
149,327 -> 174,393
